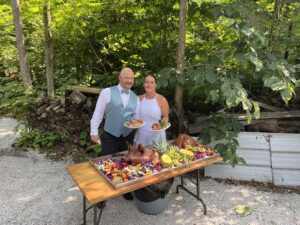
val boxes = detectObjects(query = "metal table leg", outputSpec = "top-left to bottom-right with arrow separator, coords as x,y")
176,169 -> 207,215
82,195 -> 106,225
83,196 -> 87,225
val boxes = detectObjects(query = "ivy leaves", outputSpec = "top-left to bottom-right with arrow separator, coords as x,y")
198,112 -> 245,167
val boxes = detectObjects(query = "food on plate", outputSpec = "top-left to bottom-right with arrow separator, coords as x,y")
160,119 -> 169,127
151,122 -> 162,130
151,119 -> 170,131
124,119 -> 144,128
171,134 -> 197,148
121,143 -> 160,165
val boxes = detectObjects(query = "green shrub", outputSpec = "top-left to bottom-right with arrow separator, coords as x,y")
198,112 -> 245,167
0,77 -> 34,119
15,126 -> 69,149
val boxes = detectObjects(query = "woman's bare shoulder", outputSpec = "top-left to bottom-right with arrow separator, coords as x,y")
157,94 -> 167,102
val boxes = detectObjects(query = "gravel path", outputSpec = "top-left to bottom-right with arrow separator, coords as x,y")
1,117 -> 299,225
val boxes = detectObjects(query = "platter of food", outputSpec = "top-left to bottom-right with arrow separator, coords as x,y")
123,119 -> 145,129
150,120 -> 171,132
90,157 -> 163,189
89,135 -> 219,189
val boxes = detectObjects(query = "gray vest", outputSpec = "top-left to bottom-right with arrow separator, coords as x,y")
104,86 -> 137,137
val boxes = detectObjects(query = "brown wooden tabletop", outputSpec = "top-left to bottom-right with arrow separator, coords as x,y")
67,155 -> 223,205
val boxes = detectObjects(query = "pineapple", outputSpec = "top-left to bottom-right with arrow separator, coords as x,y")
150,137 -> 170,155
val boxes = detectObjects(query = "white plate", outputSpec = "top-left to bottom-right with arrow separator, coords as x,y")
149,122 -> 171,132
123,120 -> 145,129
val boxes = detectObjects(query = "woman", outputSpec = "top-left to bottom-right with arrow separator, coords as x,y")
134,74 -> 169,147
134,75 -> 173,214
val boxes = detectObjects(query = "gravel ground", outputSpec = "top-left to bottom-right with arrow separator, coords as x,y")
1,117 -> 300,225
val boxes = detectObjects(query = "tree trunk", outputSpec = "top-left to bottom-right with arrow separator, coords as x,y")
44,0 -> 54,98
11,0 -> 32,90
175,0 -> 188,133
284,23 -> 293,60
269,0 -> 282,53
163,0 -> 169,66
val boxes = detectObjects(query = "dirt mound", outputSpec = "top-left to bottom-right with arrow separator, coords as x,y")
26,91 -> 98,161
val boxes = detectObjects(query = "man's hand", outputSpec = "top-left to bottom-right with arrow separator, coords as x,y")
91,135 -> 101,144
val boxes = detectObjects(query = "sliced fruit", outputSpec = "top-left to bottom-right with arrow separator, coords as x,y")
179,149 -> 194,158
161,154 -> 173,168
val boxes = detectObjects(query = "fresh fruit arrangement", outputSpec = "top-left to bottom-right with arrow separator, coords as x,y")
150,136 -> 170,155
91,158 -> 162,185
185,145 -> 215,159
90,135 -> 217,188
159,143 -> 215,168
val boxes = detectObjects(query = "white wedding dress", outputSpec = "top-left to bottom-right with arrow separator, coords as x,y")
134,95 -> 166,147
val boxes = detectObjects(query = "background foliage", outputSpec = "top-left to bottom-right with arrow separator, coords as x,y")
0,0 -> 299,163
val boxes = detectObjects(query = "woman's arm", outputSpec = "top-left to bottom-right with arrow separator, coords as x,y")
158,95 -> 169,122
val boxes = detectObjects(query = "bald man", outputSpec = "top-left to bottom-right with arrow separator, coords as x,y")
90,67 -> 140,156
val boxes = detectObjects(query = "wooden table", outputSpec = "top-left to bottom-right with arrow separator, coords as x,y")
67,155 -> 223,225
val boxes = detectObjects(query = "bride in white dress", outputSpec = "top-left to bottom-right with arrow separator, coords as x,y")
134,75 -> 169,147
134,75 -> 173,212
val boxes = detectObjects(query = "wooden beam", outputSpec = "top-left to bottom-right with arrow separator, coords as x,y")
233,110 -> 300,121
66,85 -> 101,95
188,110 -> 300,134
253,100 -> 283,112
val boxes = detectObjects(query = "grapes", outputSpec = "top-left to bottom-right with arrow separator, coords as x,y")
167,148 -> 186,166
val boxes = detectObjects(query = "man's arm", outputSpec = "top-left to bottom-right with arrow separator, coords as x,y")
90,88 -> 110,143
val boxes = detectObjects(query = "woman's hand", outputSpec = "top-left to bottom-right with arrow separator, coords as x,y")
161,117 -> 169,122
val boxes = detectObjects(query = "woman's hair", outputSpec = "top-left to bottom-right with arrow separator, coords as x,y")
144,74 -> 157,83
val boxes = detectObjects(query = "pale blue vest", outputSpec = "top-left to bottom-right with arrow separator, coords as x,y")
104,86 -> 137,137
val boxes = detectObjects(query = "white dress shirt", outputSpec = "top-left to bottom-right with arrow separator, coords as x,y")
90,84 -> 140,136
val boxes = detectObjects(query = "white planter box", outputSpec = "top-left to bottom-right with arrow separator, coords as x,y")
204,132 -> 300,187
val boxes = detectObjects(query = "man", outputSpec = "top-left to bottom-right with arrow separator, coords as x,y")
90,67 -> 140,156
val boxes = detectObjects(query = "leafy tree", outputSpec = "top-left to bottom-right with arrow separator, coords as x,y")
1,0 -> 299,165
